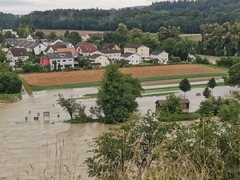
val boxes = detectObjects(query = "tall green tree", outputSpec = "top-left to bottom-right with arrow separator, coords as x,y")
207,78 -> 217,95
179,78 -> 191,98
157,26 -> 180,42
0,71 -> 22,94
203,87 -> 211,98
66,31 -> 81,45
36,30 -> 44,39
96,64 -> 143,123
48,32 -> 57,40
0,50 -> 6,63
228,63 -> 240,87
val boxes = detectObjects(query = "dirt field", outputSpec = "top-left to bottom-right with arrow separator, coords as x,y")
19,64 -> 225,87
41,29 -> 104,37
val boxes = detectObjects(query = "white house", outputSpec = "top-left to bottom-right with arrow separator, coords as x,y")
16,40 -> 47,55
76,43 -> 98,56
91,50 -> 122,60
6,48 -> 29,62
45,52 -> 74,70
150,50 -> 169,64
89,54 -> 110,67
119,53 -> 140,65
124,44 -> 149,59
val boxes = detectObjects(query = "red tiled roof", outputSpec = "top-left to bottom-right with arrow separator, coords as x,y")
78,43 -> 97,53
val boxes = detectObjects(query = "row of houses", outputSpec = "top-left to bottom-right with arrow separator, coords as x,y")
3,33 -> 169,70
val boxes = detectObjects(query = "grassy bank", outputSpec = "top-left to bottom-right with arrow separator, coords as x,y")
21,78 -> 33,95
31,73 -> 226,91
0,93 -> 22,103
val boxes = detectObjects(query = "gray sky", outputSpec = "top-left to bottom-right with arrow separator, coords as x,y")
0,0 -> 160,15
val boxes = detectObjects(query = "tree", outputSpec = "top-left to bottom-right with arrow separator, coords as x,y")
203,87 -> 211,98
0,71 -> 22,94
35,30 -> 44,39
56,94 -> 79,119
228,63 -> 240,87
48,31 -> 57,40
66,31 -> 81,45
96,64 -> 143,123
157,26 -> 180,42
207,78 -> 217,94
85,112 -> 171,179
0,50 -> 6,63
179,78 -> 191,98
160,94 -> 183,115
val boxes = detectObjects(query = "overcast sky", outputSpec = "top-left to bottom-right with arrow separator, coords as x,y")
0,0 -> 161,15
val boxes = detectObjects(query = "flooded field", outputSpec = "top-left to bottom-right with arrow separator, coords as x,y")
0,85 -> 234,179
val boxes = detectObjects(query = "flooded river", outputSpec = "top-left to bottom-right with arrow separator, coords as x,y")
0,85 -> 234,179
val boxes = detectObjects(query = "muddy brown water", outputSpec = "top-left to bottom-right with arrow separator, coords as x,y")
0,85 -> 233,179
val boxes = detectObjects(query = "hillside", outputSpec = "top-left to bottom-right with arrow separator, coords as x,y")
1,0 -> 240,33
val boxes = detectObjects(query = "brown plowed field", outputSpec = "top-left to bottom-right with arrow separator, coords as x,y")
19,64 -> 224,87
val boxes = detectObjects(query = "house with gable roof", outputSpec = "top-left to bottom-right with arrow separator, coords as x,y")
91,49 -> 122,60
150,50 -> 169,64
119,52 -> 140,65
88,54 -> 109,67
124,44 -> 149,59
76,43 -> 97,56
82,33 -> 105,42
98,43 -> 121,51
6,48 -> 29,62
40,52 -> 74,70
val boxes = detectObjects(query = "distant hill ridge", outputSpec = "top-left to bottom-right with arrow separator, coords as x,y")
1,0 -> 240,33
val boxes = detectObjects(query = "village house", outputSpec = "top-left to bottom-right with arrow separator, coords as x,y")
56,48 -> 78,57
98,43 -> 121,51
44,43 -> 67,54
124,44 -> 149,59
149,50 -> 169,64
76,43 -> 97,56
16,40 -> 47,55
91,49 -> 122,60
40,52 -> 74,70
6,48 -> 29,62
88,54 -> 110,67
82,33 -> 105,42
119,52 -> 141,65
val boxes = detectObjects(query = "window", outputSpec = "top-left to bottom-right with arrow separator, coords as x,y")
63,60 -> 66,62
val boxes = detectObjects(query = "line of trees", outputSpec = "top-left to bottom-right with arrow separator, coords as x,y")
1,0 -> 240,34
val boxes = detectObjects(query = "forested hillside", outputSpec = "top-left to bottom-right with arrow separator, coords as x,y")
1,0 -> 240,33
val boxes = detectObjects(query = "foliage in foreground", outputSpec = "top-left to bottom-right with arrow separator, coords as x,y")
85,112 -> 173,179
85,111 -> 240,180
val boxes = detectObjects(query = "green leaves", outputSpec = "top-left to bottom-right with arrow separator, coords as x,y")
96,64 -> 143,123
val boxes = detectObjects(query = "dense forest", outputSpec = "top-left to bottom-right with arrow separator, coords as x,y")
1,0 -> 240,33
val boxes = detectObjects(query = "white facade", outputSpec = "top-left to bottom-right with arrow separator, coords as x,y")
150,51 -> 169,64
50,57 -> 74,70
6,51 -> 28,62
90,55 -> 110,67
120,53 -> 140,65
124,45 -> 150,58
32,44 -> 47,55
91,50 -> 122,60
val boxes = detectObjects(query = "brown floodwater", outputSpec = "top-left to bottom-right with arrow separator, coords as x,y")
0,85 -> 233,179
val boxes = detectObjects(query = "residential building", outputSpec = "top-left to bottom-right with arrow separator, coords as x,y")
98,43 -> 121,51
76,43 -> 97,56
88,54 -> 109,67
124,44 -> 149,59
82,33 -> 105,42
91,50 -> 122,60
6,48 -> 29,62
56,48 -> 78,57
40,52 -> 74,70
150,50 -> 169,64
119,53 -> 140,65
